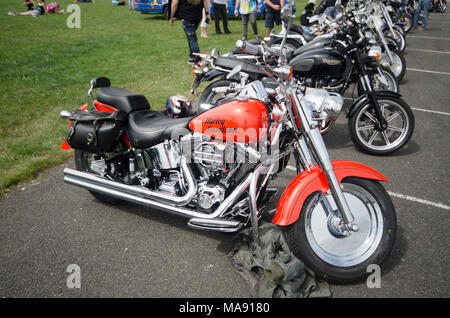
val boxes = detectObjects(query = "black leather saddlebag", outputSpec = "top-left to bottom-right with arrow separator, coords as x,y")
65,109 -> 127,154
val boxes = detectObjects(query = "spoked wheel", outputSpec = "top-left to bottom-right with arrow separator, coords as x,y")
358,67 -> 399,96
380,48 -> 406,82
402,13 -> 413,33
348,96 -> 414,155
385,31 -> 406,53
373,67 -> 399,92
284,177 -> 396,283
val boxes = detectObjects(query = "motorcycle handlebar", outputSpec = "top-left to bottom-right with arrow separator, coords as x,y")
235,40 -> 262,56
235,40 -> 283,59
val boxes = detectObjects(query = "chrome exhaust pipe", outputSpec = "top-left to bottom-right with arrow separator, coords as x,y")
63,165 -> 253,221
64,157 -> 196,206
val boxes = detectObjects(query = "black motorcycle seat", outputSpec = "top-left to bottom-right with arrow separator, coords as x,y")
97,87 -> 150,114
291,24 -> 317,42
127,109 -> 192,149
301,30 -> 316,42
290,24 -> 304,35
214,56 -> 267,77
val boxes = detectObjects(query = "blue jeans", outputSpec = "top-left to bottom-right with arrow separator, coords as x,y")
182,20 -> 200,61
413,0 -> 431,28
324,6 -> 335,19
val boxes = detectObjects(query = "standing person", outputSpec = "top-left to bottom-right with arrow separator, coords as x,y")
265,0 -> 284,36
128,0 -> 135,10
169,0 -> 211,64
412,0 -> 431,31
212,0 -> 230,34
235,0 -> 258,41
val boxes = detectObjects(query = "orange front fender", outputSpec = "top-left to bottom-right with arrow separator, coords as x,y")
272,160 -> 389,226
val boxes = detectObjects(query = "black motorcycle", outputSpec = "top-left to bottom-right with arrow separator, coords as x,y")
192,29 -> 413,155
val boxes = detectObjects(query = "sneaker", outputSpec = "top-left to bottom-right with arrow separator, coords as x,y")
224,30 -> 231,34
8,12 -> 16,16
187,57 -> 195,65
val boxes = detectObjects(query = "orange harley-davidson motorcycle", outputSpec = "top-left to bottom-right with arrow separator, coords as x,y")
59,9 -> 396,283
60,69 -> 396,283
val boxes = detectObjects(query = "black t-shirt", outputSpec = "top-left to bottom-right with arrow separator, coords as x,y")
267,0 -> 281,14
174,0 -> 204,25
326,0 -> 337,7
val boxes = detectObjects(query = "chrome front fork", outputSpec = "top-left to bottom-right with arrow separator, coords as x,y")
291,92 -> 359,234
378,28 -> 394,63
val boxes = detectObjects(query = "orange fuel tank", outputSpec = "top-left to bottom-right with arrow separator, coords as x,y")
188,99 -> 269,144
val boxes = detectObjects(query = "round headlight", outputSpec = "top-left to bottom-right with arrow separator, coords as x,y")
304,89 -> 329,113
322,93 -> 343,119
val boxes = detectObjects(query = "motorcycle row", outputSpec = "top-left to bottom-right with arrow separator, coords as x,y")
194,0 -> 415,155
59,0 -> 426,283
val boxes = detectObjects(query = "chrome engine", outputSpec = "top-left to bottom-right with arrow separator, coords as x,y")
140,133 -> 260,213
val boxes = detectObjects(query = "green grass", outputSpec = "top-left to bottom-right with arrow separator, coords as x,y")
0,0 -> 308,193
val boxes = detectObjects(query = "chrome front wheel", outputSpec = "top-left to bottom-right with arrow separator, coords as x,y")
284,177 -> 396,283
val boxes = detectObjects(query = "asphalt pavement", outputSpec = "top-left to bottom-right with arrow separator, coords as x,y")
0,11 -> 449,298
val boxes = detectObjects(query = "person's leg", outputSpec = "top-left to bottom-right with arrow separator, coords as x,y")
242,13 -> 249,40
265,10 -> 274,36
422,0 -> 431,28
250,11 -> 258,37
324,6 -> 334,18
412,0 -> 423,27
213,3 -> 221,33
22,11 -> 37,16
222,4 -> 230,33
182,20 -> 200,63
